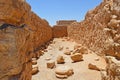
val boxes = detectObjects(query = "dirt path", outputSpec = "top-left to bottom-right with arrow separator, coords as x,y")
32,38 -> 107,80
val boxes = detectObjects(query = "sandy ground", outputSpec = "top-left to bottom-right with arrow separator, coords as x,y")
32,38 -> 107,80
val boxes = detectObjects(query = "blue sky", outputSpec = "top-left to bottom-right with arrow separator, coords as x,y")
26,0 -> 102,26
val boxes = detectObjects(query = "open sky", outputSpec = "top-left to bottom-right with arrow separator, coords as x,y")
26,0 -> 102,26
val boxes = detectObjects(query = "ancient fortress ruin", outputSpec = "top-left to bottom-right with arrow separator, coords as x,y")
0,0 -> 120,80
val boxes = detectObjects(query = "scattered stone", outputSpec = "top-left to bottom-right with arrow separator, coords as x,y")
64,49 -> 71,55
88,63 -> 100,71
32,66 -> 39,75
59,46 -> 64,51
71,53 -> 83,62
57,55 -> 65,64
32,58 -> 37,65
55,65 -> 74,79
47,60 -> 55,69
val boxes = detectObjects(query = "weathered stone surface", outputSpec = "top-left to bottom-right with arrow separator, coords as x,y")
0,26 -> 32,80
71,53 -> 83,62
101,57 -> 120,80
0,0 -> 52,80
52,20 -> 76,38
55,65 -> 74,79
68,0 -> 120,55
52,25 -> 67,38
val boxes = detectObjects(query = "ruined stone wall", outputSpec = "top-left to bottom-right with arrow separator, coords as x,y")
52,25 -> 68,38
56,20 -> 76,26
68,0 -> 120,56
52,20 -> 76,38
0,0 -> 52,80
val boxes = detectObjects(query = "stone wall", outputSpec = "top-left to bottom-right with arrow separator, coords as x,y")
56,20 -> 76,26
0,0 -> 52,80
52,20 -> 76,38
52,25 -> 67,38
68,0 -> 120,55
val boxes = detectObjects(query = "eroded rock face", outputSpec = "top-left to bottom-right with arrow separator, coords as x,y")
0,0 -> 52,80
0,26 -> 32,80
68,0 -> 120,55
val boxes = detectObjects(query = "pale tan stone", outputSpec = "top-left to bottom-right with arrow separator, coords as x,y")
55,65 -> 74,79
46,60 -> 55,69
88,63 -> 100,71
64,49 -> 71,55
57,55 -> 65,64
71,53 -> 83,62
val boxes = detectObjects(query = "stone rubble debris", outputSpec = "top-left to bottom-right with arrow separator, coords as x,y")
57,55 -> 65,64
71,53 -> 83,62
46,60 -> 55,69
55,65 -> 74,79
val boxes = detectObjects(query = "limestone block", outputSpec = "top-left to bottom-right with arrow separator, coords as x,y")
47,60 -> 55,69
64,49 -> 71,55
88,63 -> 100,71
71,53 -> 83,62
57,55 -> 65,64
55,65 -> 74,79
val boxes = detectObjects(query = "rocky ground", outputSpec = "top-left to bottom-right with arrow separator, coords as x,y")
32,37 -> 107,80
